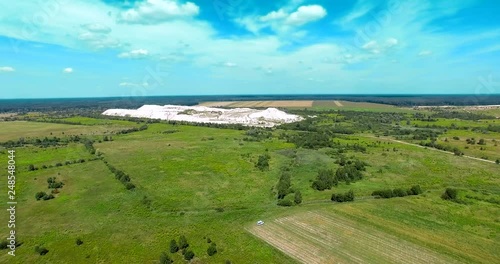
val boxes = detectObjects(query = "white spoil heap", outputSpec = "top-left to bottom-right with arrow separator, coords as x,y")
102,105 -> 303,127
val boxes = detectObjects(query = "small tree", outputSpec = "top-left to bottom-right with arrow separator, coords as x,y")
441,188 -> 458,201
160,252 -> 173,264
207,243 -> 217,256
35,246 -> 49,255
169,239 -> 179,253
294,190 -> 302,205
410,185 -> 422,195
184,250 -> 195,261
178,235 -> 189,249
28,164 -> 36,171
76,238 -> 83,246
35,191 -> 47,201
496,159 -> 500,165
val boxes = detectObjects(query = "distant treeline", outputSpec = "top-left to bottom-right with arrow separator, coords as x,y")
2,95 -> 500,112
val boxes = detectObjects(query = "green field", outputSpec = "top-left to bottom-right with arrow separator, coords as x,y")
0,109 -> 499,263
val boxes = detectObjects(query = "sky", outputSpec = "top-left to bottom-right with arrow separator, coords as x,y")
0,0 -> 499,98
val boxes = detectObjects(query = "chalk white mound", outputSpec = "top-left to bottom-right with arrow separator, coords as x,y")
102,105 -> 303,127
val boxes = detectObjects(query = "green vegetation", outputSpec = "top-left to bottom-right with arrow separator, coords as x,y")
1,104 -> 498,263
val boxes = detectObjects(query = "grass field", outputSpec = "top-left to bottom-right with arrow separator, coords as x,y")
0,109 -> 498,263
199,100 -> 314,108
0,121 -> 135,142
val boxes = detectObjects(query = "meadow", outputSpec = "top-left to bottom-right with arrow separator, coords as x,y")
0,103 -> 499,263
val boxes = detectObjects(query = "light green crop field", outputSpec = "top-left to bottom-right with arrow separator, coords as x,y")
0,112 -> 498,263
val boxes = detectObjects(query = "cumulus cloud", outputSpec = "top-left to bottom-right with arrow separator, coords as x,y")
118,0 -> 200,24
237,4 -> 327,34
0,66 -> 15,72
118,49 -> 149,59
285,5 -> 327,26
63,68 -> 73,73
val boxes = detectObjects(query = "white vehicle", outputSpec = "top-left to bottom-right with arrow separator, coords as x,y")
257,220 -> 264,226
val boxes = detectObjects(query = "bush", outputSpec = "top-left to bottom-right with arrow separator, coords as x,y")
277,199 -> 293,207
125,182 -> 136,190
294,190 -> 302,205
372,189 -> 394,198
441,188 -> 458,201
160,252 -> 173,264
0,240 -> 8,249
178,235 -> 189,249
184,250 -> 195,261
35,191 -> 47,201
169,239 -> 179,253
331,190 -> 354,202
35,246 -> 49,255
42,194 -> 55,200
207,243 -> 217,256
312,169 -> 336,191
76,238 -> 83,246
393,188 -> 407,197
409,185 -> 422,195
255,154 -> 270,171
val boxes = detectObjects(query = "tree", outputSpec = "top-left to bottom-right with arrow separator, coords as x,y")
277,199 -> 293,207
496,159 -> 500,165
410,185 -> 422,195
393,188 -> 407,197
28,164 -> 36,171
160,252 -> 173,264
35,191 -> 47,201
76,238 -> 83,246
125,182 -> 136,190
255,154 -> 270,171
294,190 -> 302,205
35,246 -> 49,255
207,242 -> 217,256
184,250 -> 195,261
441,188 -> 458,201
178,235 -> 189,249
169,239 -> 179,253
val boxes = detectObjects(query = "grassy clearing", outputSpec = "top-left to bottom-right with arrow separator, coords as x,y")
0,115 -> 498,263
0,121 -> 131,142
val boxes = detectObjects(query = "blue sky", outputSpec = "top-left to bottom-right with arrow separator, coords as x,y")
0,0 -> 499,98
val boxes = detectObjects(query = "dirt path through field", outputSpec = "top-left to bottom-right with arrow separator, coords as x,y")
333,100 -> 344,107
362,135 -> 496,164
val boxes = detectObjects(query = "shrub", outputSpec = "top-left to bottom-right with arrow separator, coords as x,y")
409,185 -> 422,195
169,239 -> 179,253
42,194 -> 55,200
35,191 -> 47,201
76,238 -> 83,246
178,235 -> 189,249
277,199 -> 293,207
255,154 -> 270,171
160,252 -> 173,264
207,243 -> 217,256
125,182 -> 136,190
331,190 -> 354,202
294,190 -> 302,205
184,250 -> 195,261
393,188 -> 407,197
0,240 -> 8,249
441,188 -> 458,201
311,169 -> 336,191
372,189 -> 394,198
35,246 -> 49,255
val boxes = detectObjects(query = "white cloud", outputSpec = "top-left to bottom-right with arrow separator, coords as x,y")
418,50 -> 433,56
237,4 -> 327,34
118,49 -> 150,59
63,68 -> 73,73
285,5 -> 327,26
260,9 -> 287,22
81,23 -> 111,33
0,66 -> 15,72
118,0 -> 200,24
224,62 -> 237,68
